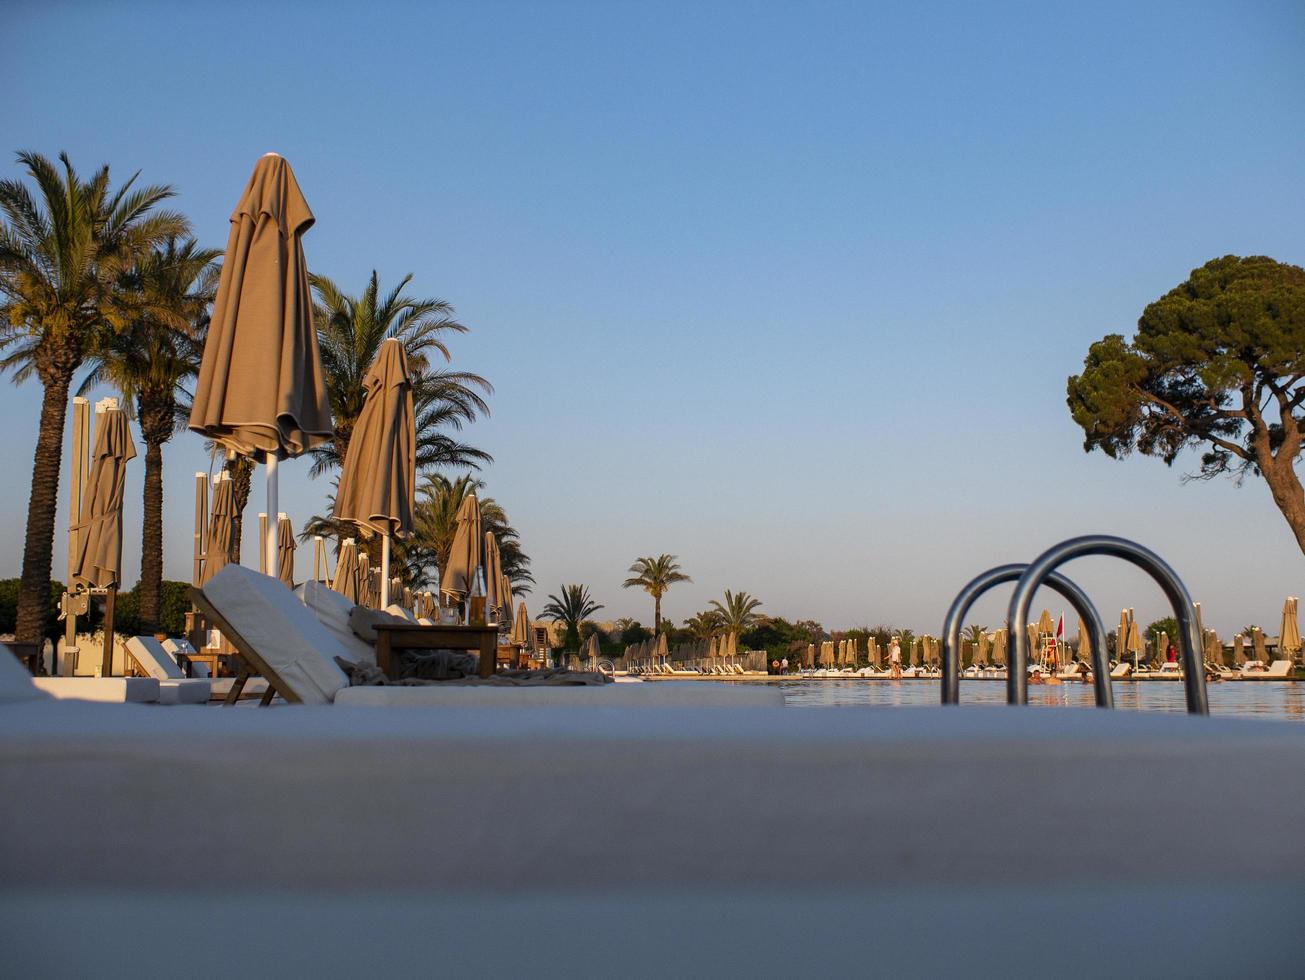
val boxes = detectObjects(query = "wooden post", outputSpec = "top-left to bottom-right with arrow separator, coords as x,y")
193,472 -> 207,588
258,513 -> 268,574
100,588 -> 116,676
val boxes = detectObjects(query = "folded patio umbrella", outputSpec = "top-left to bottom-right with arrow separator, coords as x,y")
1155,630 -> 1170,666
991,629 -> 1007,666
276,514 -> 295,588
440,493 -> 482,602
1280,598 -> 1300,661
1253,628 -> 1268,663
868,638 -> 880,669
189,154 -> 333,579
1205,629 -> 1222,667
1233,633 -> 1246,666
358,553 -> 374,607
332,538 -> 361,604
1076,618 -> 1089,664
975,631 -> 990,667
198,476 -> 236,587
483,531 -> 504,619
655,632 -> 669,664
71,406 -> 137,589
1127,618 -> 1143,661
511,602 -> 531,646
332,338 -> 415,607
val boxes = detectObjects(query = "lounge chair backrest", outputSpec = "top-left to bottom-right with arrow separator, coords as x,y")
202,565 -> 351,704
297,580 -> 376,666
384,604 -> 416,623
125,636 -> 185,680
0,643 -> 48,702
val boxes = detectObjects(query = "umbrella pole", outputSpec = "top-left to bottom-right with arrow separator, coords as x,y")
380,534 -> 391,608
265,455 -> 279,579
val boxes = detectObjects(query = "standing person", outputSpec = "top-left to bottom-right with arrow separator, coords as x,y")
889,638 -> 902,679
771,659 -> 780,675
1166,643 -> 1177,664
780,656 -> 789,674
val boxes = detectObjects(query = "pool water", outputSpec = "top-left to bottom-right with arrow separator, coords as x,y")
778,677 -> 1305,721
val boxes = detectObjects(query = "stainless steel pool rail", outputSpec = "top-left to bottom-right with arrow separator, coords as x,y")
940,564 -> 1112,708
941,535 -> 1209,715
1007,535 -> 1207,714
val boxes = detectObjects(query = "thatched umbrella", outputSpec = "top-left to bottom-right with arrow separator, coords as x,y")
1280,598 -> 1301,663
331,338 -> 415,608
332,538 -> 361,603
189,154 -> 333,579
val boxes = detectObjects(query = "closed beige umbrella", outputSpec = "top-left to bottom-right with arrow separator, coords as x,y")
71,406 -> 137,589
1205,629 -> 1223,668
1127,618 -> 1143,662
992,629 -> 1007,666
868,638 -> 880,669
499,572 -> 513,624
655,632 -> 669,667
511,602 -> 531,647
805,642 -> 815,668
189,154 -> 333,579
1076,618 -> 1089,664
1280,598 -> 1300,662
483,531 -> 504,621
1233,633 -> 1246,666
332,538 -> 361,603
199,476 -> 236,587
975,631 -> 990,667
275,514 -> 295,588
332,338 -> 415,608
1253,627 -> 1268,664
1155,630 -> 1170,667
440,492 -> 483,608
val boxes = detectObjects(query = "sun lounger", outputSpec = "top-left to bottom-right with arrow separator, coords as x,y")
0,644 -> 48,703
295,579 -> 376,666
196,565 -> 782,707
123,637 -> 211,704
1111,663 -> 1132,678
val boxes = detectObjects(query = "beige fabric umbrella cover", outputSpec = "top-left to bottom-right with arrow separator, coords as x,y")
1233,634 -> 1246,665
1076,618 -> 1089,662
332,539 -> 361,604
975,631 -> 990,666
1280,598 -> 1301,658
992,630 -> 1007,666
189,154 -> 332,458
276,515 -> 295,588
1253,628 -> 1268,663
440,493 -> 482,600
1155,631 -> 1170,665
511,602 -> 531,646
332,338 -> 415,538
71,408 -> 137,589
198,477 -> 237,587
482,532 -> 504,616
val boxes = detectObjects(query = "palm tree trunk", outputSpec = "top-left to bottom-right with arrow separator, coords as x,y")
226,456 -> 252,559
138,437 -> 164,633
654,595 -> 662,634
15,373 -> 72,645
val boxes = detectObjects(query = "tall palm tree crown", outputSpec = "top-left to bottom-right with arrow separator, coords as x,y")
708,589 -> 763,637
622,554 -> 691,634
683,610 -> 723,640
542,583 -> 603,652
310,270 -> 492,478
80,237 -> 219,630
0,151 -> 187,643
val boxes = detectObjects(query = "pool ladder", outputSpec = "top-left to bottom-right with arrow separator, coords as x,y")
939,535 -> 1209,715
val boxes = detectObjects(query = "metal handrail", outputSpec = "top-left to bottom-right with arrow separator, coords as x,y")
1007,535 -> 1208,714
941,564 -> 1112,708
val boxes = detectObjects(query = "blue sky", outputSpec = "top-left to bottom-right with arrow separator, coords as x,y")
8,1 -> 1305,634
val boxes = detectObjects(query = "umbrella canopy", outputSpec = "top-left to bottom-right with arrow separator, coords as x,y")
655,632 -> 669,662
1127,619 -> 1143,659
1252,628 -> 1268,663
358,553 -> 375,607
837,639 -> 846,666
332,338 -> 415,539
1036,609 -> 1054,636
511,602 -> 531,646
868,638 -> 880,669
440,493 -> 482,600
991,629 -> 1007,666
1118,610 -> 1130,661
805,643 -> 815,668
1204,629 -> 1223,667
1076,618 -> 1089,663
199,476 -> 237,587
909,638 -> 920,668
1155,631 -> 1170,665
582,632 -> 601,662
71,407 -> 137,589
482,531 -> 503,614
189,154 -> 332,458
1280,598 -> 1301,659
276,514 -> 295,588
975,631 -> 990,666
332,539 -> 361,603
1233,633 -> 1246,666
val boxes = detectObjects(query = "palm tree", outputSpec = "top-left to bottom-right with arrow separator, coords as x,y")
541,584 -> 603,653
622,554 -> 691,633
0,151 -> 186,643
965,624 -> 987,644
683,610 -> 723,640
708,590 -> 763,638
79,238 -> 219,630
309,270 -> 492,477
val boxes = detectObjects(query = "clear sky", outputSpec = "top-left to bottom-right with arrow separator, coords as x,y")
8,1 -> 1305,636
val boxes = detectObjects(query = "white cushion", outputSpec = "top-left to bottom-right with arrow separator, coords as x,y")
204,566 -> 350,705
0,645 -> 48,702
384,604 -> 416,623
156,679 -> 211,705
334,680 -> 784,708
296,580 -> 375,666
31,677 -> 159,703
125,636 -> 185,680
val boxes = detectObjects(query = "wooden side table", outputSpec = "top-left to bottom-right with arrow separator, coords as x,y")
373,624 -> 500,680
